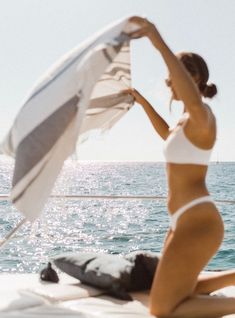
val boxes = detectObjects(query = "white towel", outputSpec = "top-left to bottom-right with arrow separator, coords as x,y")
1,16 -> 138,221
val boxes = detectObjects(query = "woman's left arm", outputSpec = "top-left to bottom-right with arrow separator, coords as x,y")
129,17 -> 209,127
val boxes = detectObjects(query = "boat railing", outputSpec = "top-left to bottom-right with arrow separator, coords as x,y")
0,194 -> 235,204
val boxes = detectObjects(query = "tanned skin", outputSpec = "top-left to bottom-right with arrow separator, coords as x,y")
123,16 -> 235,318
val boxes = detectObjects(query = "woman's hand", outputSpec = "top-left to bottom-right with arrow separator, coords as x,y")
122,88 -> 147,106
128,16 -> 165,50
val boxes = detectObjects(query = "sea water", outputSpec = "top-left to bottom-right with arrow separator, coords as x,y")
0,158 -> 234,273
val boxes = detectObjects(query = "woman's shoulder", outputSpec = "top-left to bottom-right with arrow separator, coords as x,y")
187,103 -> 216,126
186,103 -> 216,140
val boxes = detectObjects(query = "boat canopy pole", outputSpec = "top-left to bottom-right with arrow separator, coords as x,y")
0,218 -> 26,249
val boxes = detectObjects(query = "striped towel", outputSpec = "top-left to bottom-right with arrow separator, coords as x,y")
1,16 -> 138,221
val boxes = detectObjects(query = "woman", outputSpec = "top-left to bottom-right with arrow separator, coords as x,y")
126,16 -> 235,318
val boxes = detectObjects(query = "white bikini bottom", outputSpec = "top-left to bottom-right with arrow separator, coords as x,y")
169,195 -> 214,231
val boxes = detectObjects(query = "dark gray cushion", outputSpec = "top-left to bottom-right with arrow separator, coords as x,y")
53,251 -> 160,300
125,250 -> 160,291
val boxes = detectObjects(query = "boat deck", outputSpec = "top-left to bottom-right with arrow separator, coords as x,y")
0,272 -> 235,317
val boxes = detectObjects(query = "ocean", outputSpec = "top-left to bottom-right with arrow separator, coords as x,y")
0,158 -> 235,273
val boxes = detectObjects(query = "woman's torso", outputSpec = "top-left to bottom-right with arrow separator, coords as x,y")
164,107 -> 216,214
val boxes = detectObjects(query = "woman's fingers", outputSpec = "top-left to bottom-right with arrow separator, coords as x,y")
121,88 -> 139,99
127,27 -> 149,39
121,88 -> 134,96
129,16 -> 163,49
128,17 -> 151,39
121,88 -> 132,93
129,16 -> 148,26
122,88 -> 146,105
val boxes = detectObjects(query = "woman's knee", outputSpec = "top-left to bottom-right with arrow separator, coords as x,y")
149,290 -> 185,318
150,301 -> 176,318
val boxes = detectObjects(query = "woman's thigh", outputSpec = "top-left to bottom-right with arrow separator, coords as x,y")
150,204 -> 224,315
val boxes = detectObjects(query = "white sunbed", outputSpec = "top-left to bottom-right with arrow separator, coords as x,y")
0,272 -> 235,318
0,272 -> 151,317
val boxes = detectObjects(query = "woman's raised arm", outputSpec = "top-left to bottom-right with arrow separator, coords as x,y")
129,16 -> 210,127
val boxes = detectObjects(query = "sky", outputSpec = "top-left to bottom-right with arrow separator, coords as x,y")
0,0 -> 235,161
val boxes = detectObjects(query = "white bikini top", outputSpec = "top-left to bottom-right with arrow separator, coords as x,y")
163,113 -> 213,166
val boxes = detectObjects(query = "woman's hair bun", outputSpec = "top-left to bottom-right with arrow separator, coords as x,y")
199,82 -> 217,98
